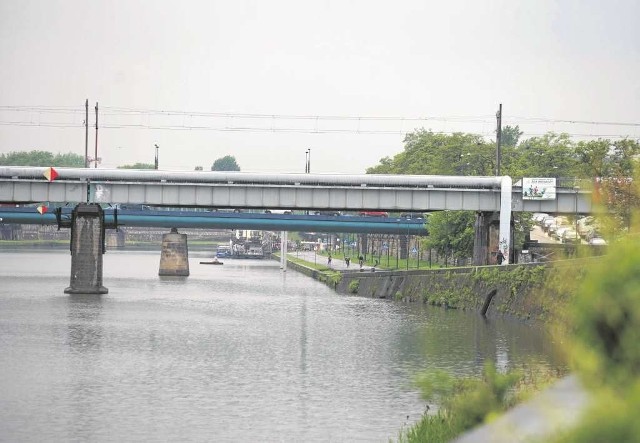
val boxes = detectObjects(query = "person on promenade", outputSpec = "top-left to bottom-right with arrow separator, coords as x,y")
496,249 -> 505,265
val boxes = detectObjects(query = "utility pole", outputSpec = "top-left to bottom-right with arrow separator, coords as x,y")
94,102 -> 99,168
495,103 -> 502,176
84,99 -> 89,168
154,144 -> 159,170
306,148 -> 311,173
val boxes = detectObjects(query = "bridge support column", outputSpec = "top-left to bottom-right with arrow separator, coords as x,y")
106,229 -> 125,248
399,235 -> 408,260
159,228 -> 190,276
64,204 -> 108,294
473,211 -> 494,265
280,231 -> 288,271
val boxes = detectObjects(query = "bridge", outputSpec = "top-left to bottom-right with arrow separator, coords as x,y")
0,166 -> 591,214
0,166 -> 595,294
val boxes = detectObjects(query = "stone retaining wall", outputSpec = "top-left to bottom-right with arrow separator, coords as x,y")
335,264 -> 551,319
277,254 -> 591,321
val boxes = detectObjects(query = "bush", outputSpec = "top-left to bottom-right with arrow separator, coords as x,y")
348,280 -> 359,294
569,235 -> 640,390
552,213 -> 640,442
399,362 -> 521,443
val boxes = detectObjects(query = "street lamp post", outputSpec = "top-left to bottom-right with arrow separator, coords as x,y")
154,144 -> 159,170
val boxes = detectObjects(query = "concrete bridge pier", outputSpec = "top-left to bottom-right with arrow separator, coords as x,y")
473,211 -> 515,265
159,228 -> 190,276
64,204 -> 108,294
473,211 -> 507,265
106,229 -> 125,248
473,211 -> 494,265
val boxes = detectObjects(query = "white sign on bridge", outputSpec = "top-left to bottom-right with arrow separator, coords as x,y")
523,178 -> 556,200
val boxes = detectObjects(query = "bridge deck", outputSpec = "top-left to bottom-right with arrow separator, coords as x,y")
0,167 -> 594,214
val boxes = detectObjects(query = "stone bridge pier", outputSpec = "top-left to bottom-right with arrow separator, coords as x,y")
473,211 -> 513,265
64,204 -> 108,294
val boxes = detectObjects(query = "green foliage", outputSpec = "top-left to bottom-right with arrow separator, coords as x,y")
325,271 -> 342,286
546,197 -> 640,442
117,162 -> 155,169
367,130 -> 494,176
500,125 -> 523,148
348,279 -> 359,294
504,132 -> 579,178
0,150 -> 84,167
569,234 -> 640,391
401,362 -> 522,443
422,211 -> 475,258
211,155 -> 241,171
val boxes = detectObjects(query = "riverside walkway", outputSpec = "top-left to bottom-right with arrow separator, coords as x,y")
289,250 -> 379,271
454,375 -> 589,442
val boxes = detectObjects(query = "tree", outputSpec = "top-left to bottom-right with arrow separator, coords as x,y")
211,155 -> 240,171
500,125 -> 523,148
366,130 -> 494,176
422,211 -> 476,261
117,163 -> 155,169
0,150 -> 84,167
501,132 -> 581,180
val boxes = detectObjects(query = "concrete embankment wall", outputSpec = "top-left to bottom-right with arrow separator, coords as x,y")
334,265 -> 554,319
277,254 -> 590,321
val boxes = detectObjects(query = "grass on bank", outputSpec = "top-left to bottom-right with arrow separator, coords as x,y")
274,252 -> 342,285
397,362 -> 562,443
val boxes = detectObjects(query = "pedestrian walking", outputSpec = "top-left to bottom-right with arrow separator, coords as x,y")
496,249 -> 505,265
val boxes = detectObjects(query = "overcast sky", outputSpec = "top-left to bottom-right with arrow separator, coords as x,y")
1,0 -> 639,174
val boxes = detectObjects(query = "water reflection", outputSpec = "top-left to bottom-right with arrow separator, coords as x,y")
66,294 -> 105,441
66,294 -> 104,353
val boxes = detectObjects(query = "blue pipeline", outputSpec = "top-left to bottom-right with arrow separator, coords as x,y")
0,208 -> 427,235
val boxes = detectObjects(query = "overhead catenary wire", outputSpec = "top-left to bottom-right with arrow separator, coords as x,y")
0,120 -> 638,140
2,105 -> 639,127
0,105 -> 639,141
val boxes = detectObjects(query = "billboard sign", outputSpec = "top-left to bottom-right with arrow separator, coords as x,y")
523,177 -> 556,200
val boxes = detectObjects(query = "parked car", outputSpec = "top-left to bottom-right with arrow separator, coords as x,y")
561,229 -> 580,243
553,226 -> 572,241
399,212 -> 424,220
359,211 -> 389,217
542,217 -> 556,232
313,210 -> 341,216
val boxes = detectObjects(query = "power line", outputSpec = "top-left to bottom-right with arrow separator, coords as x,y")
2,104 -> 639,127
1,119 -> 637,140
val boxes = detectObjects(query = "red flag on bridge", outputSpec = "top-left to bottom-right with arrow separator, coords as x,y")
43,167 -> 59,182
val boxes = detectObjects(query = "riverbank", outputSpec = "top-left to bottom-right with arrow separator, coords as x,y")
278,251 -> 589,323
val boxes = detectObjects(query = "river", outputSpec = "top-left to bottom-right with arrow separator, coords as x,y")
0,249 -> 563,442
